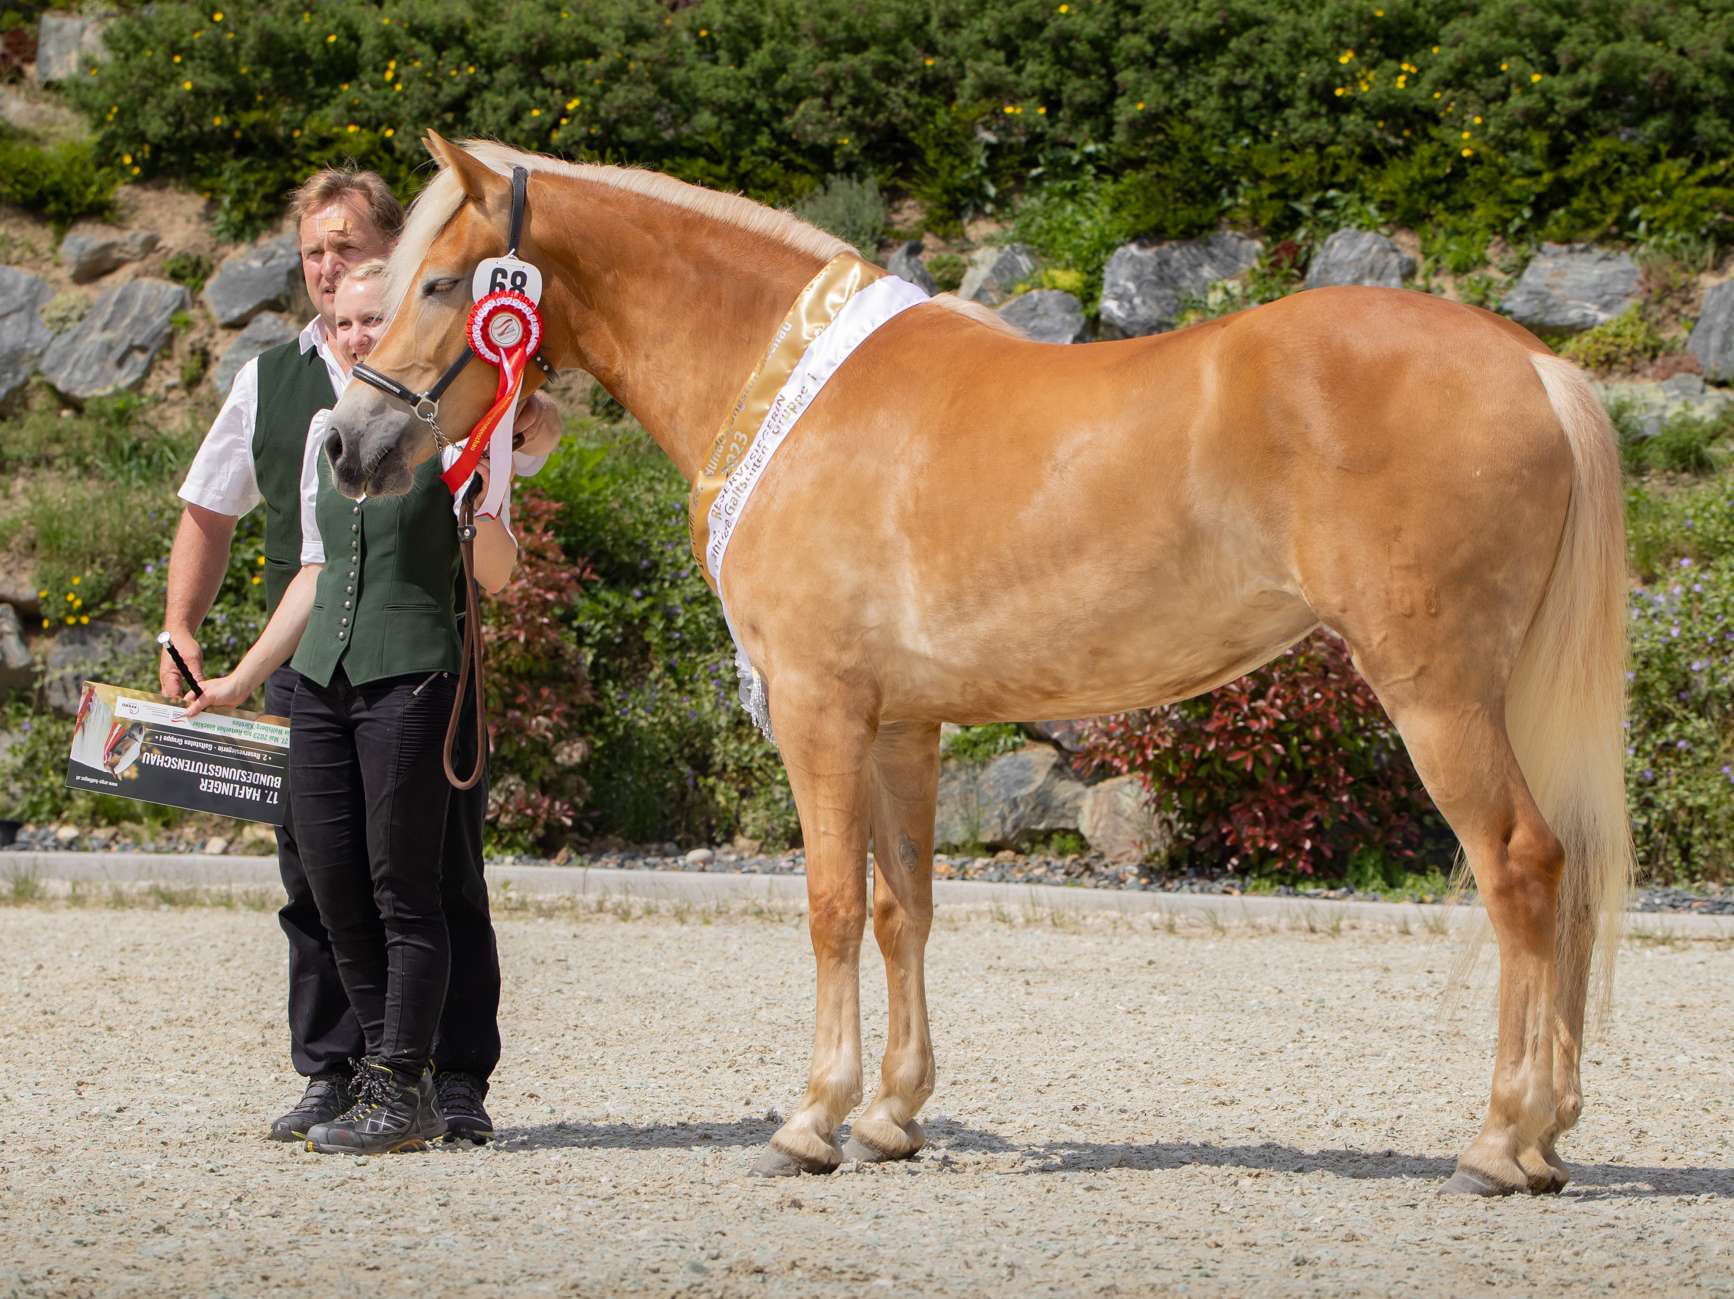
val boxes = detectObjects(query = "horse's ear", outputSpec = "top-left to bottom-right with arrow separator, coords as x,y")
423,130 -> 498,203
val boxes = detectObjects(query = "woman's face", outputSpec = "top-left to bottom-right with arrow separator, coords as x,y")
333,276 -> 387,368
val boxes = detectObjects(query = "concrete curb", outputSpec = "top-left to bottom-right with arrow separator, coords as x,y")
5,850 -> 1732,940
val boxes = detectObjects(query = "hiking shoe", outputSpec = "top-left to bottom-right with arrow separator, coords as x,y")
435,1071 -> 494,1144
305,1059 -> 446,1155
269,1073 -> 354,1143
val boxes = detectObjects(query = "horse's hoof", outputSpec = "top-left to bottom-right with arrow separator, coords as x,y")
749,1146 -> 838,1178
843,1135 -> 918,1165
1440,1166 -> 1519,1197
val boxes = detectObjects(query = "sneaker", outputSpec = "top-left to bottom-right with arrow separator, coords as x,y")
435,1070 -> 494,1144
304,1059 -> 447,1155
269,1073 -> 354,1143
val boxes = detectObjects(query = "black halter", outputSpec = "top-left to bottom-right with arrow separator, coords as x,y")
352,165 -> 557,447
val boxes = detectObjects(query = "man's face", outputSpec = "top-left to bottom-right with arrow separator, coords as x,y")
298,196 -> 393,324
332,276 -> 387,368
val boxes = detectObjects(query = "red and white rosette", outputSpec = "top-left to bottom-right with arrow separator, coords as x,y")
441,288 -> 544,517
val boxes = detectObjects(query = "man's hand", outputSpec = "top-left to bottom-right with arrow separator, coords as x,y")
515,391 -> 562,458
159,635 -> 204,698
179,672 -> 252,721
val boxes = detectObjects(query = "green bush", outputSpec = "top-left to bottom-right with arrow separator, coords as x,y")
540,415 -> 797,849
1625,558 -> 1734,882
792,175 -> 886,256
942,723 -> 1025,765
68,0 -> 1734,246
1557,307 -> 1668,373
0,124 -> 114,225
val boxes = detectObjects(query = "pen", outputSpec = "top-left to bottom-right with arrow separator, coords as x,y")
157,632 -> 203,699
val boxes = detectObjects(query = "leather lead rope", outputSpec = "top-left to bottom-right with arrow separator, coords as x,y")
444,491 -> 488,790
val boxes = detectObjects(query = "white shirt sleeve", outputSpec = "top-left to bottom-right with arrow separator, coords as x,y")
178,357 -> 262,516
298,410 -> 330,565
512,448 -> 550,479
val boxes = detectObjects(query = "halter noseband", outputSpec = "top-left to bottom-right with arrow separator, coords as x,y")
352,165 -> 557,448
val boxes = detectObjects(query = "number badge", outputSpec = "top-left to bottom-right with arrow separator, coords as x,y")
473,255 -> 543,305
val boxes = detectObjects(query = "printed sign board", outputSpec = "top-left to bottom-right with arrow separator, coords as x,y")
65,681 -> 289,825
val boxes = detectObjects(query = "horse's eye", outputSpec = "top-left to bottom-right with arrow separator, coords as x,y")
421,277 -> 461,297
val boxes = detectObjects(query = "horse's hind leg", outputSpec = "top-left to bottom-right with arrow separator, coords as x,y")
1378,697 -> 1570,1194
846,721 -> 940,1163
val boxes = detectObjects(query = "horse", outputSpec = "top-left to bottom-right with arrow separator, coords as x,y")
324,132 -> 1633,1196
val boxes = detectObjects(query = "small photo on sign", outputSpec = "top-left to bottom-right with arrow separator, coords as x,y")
66,681 -> 289,826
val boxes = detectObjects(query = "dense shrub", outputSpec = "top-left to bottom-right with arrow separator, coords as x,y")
540,416 -> 797,849
481,488 -> 594,851
793,175 -> 886,256
0,124 -> 114,225
1625,559 -> 1734,882
1077,633 -> 1449,880
69,0 -> 1734,246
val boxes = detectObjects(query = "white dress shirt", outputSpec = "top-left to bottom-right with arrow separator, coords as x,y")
178,317 -> 348,517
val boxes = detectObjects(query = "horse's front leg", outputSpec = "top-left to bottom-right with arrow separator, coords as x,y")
752,678 -> 875,1177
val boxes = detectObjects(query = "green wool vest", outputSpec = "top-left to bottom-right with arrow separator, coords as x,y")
291,454 -> 462,688
253,340 -> 336,618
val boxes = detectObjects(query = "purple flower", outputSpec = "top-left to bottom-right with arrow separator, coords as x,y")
1675,739 -> 1690,751
1679,557 -> 1694,568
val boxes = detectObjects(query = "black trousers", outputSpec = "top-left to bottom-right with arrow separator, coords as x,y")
288,667 -> 501,1079
273,667 -> 501,1081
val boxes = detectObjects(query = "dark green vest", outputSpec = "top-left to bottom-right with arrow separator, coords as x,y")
253,340 -> 337,618
291,454 -> 463,688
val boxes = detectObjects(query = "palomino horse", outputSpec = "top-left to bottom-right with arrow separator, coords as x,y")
326,134 -> 1632,1196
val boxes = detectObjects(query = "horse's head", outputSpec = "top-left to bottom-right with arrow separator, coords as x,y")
324,132 -> 555,498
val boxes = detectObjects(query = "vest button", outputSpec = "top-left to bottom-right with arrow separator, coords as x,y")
352,505 -> 360,515
345,585 -> 354,594
343,600 -> 352,609
337,631 -> 346,641
351,522 -> 359,532
340,616 -> 349,625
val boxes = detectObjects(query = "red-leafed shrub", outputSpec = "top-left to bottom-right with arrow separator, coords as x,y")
482,488 -> 595,851
1076,633 -> 1449,879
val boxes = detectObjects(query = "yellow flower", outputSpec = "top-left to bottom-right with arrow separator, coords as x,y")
559,116 -> 568,126
1530,72 -> 1543,83
1338,50 -> 1355,64
1334,86 -> 1347,97
1058,2 -> 1069,10
291,128 -> 301,137
1135,100 -> 1145,110
531,108 -> 541,117
250,575 -> 262,586
467,64 -> 476,74
346,123 -> 358,133
383,127 -> 395,137
393,83 -> 402,93
1432,91 -> 1441,99
182,79 -> 192,90
71,576 -> 80,586
121,153 -> 132,164
65,616 -> 75,626
35,589 -> 45,599
566,97 -> 579,109
79,615 -> 89,625
1500,62 -> 1509,71
326,33 -> 336,43
1461,130 -> 1471,139
1373,6 -> 1384,14
1395,74 -> 1406,87
40,618 -> 48,629
923,57 -> 934,66
172,53 -> 182,63
1472,114 -> 1482,124
212,10 -> 223,20
1461,146 -> 1474,157
1037,105 -> 1047,115
698,27 -> 708,37
212,115 -> 223,125
1431,44 -> 1440,53
383,69 -> 393,81
1003,104 -> 1016,114
340,82 -> 349,90
66,593 -> 75,603
130,166 -> 140,175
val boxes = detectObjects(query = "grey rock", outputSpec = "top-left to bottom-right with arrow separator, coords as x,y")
1304,229 -> 1416,290
958,244 -> 1037,306
1687,281 -> 1734,384
999,290 -> 1089,344
210,312 -> 299,395
1099,233 -> 1263,338
886,241 -> 936,295
684,847 -> 715,867
1499,243 -> 1641,336
202,235 -> 301,327
60,228 -> 160,284
1078,775 -> 1170,866
34,13 -> 109,85
0,265 -> 53,403
0,567 -> 42,617
42,623 -> 152,715
0,604 -> 33,691
934,745 -> 1086,849
1019,719 -> 1092,754
1596,375 -> 1733,440
40,279 -> 188,400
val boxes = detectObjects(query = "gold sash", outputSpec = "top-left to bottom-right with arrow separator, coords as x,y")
687,253 -> 883,586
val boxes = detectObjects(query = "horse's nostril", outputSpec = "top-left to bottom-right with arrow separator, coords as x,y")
324,426 -> 345,468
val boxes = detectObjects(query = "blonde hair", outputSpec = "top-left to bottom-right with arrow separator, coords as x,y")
346,259 -> 390,283
289,168 -> 404,241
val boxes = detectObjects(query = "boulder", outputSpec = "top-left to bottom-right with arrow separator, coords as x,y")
934,744 -> 1086,849
0,604 -> 33,691
999,290 -> 1089,343
60,228 -> 160,284
1078,775 -> 1170,866
886,241 -> 936,296
210,312 -> 299,395
0,265 -> 52,403
40,279 -> 188,400
1304,229 -> 1416,290
1499,243 -> 1640,336
958,243 -> 1037,306
1099,233 -> 1263,338
1687,281 -> 1734,385
1019,719 -> 1092,754
0,567 -> 42,617
1595,374 -> 1734,440
34,13 -> 108,85
202,235 -> 301,327
42,623 -> 152,715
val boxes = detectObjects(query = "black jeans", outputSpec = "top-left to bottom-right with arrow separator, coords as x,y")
267,665 -> 364,1078
291,668 -> 458,1076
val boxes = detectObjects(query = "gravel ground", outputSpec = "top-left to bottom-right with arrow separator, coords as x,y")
2,906 -> 1732,1298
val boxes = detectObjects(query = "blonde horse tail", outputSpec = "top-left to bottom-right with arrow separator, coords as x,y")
1498,352 -> 1635,1020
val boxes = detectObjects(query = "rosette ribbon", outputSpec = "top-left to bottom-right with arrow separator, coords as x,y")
439,288 -> 544,518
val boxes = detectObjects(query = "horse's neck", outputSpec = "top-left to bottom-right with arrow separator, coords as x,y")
540,179 -> 827,482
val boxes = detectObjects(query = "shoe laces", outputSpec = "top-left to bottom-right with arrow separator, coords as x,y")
438,1071 -> 485,1110
336,1065 -> 397,1122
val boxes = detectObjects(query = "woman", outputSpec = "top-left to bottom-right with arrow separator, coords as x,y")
186,262 -> 523,1154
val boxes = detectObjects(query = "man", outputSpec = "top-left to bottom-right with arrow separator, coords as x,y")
164,167 -> 557,1144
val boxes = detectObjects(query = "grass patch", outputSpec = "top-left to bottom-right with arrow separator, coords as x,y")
941,723 -> 1026,765
1557,306 -> 1670,372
